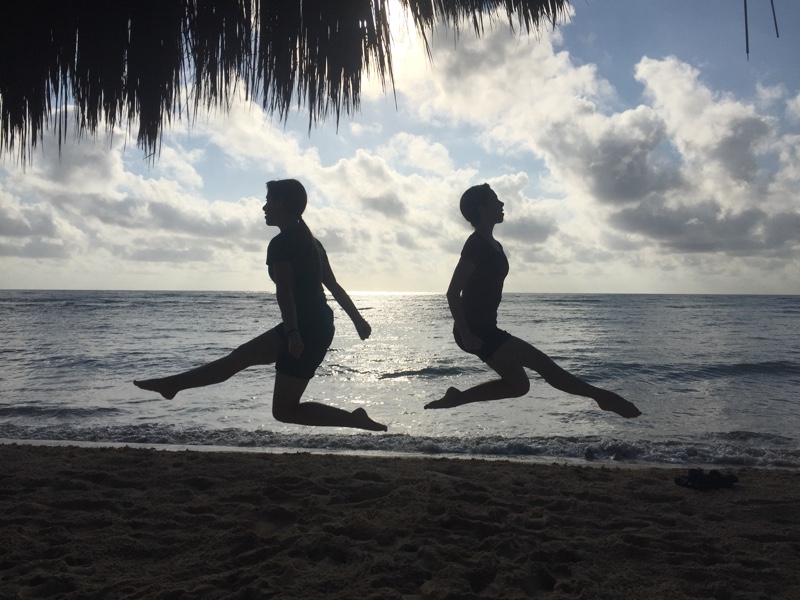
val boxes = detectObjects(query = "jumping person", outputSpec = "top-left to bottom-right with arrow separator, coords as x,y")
135,179 -> 387,432
425,183 -> 641,418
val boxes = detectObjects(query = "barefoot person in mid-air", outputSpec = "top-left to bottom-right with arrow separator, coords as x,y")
425,183 -> 641,418
135,179 -> 386,432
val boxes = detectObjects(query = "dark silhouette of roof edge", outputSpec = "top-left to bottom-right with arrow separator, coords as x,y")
0,0 -> 569,164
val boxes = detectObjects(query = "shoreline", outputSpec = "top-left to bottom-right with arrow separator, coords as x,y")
3,443 -> 800,599
3,437 -> 799,471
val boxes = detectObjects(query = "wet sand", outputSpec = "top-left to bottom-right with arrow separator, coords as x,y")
2,443 -> 799,599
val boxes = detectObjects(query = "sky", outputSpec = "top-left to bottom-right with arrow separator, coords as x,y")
2,0 -> 799,294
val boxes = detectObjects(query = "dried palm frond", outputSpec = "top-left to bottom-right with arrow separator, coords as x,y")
0,0 -> 570,163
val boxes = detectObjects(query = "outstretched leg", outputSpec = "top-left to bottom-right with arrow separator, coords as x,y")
134,329 -> 281,399
497,336 -> 641,418
271,372 -> 387,431
426,335 -> 640,418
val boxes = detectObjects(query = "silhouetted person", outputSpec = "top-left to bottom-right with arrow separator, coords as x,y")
425,183 -> 641,418
135,179 -> 386,432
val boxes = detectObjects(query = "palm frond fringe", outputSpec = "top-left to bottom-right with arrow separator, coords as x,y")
0,0 -> 569,162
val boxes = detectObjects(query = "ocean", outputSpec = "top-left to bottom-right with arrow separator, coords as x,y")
1,290 -> 799,467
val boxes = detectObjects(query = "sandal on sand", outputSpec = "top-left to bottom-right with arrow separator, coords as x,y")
674,468 -> 739,491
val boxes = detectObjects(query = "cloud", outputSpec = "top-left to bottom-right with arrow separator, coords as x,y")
386,26 -> 798,272
395,231 -> 418,250
0,239 -> 69,259
349,122 -> 383,136
361,193 -> 407,219
538,105 -> 684,205
500,215 -> 557,244
635,57 -> 775,184
756,83 -> 786,109
787,92 -> 800,121
128,245 -> 215,263
379,133 -> 455,175
610,199 -> 762,253
0,122 -> 269,285
0,195 -> 59,238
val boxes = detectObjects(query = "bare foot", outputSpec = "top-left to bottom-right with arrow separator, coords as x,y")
594,390 -> 641,418
424,387 -> 463,409
351,408 -> 387,432
134,379 -> 179,400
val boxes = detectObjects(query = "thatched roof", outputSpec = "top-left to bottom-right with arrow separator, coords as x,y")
0,0 -> 569,162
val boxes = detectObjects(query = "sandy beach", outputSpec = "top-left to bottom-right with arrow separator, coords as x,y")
2,444 -> 799,599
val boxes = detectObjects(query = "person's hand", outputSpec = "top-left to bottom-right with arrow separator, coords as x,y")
355,318 -> 371,340
287,331 -> 304,358
460,330 -> 483,351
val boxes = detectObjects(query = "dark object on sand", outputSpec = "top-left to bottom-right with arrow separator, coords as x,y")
675,468 -> 739,491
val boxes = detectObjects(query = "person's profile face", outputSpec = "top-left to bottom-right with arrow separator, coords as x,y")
263,192 -> 285,226
478,190 -> 504,225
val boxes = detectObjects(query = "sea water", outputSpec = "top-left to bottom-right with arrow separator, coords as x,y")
1,290 -> 798,467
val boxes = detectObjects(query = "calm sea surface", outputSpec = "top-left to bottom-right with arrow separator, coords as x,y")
1,290 -> 799,467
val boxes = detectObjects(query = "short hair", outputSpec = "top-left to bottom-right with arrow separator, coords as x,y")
266,179 -> 307,217
459,183 -> 493,226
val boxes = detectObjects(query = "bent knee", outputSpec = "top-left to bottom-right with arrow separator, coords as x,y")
506,378 -> 530,398
272,406 -> 294,423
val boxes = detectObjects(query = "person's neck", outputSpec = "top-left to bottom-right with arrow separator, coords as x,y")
277,218 -> 300,233
474,222 -> 495,239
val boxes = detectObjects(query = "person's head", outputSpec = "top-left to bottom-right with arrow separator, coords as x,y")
459,183 -> 502,227
267,179 -> 308,219
264,179 -> 307,229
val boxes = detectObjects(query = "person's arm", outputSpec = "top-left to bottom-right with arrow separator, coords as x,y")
447,257 -> 482,350
320,253 -> 371,340
272,261 -> 304,358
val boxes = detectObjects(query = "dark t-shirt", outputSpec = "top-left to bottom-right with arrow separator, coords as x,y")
460,232 -> 509,333
266,226 -> 333,334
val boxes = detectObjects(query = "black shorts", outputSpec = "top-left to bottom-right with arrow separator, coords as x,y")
268,321 -> 335,380
453,325 -> 511,363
